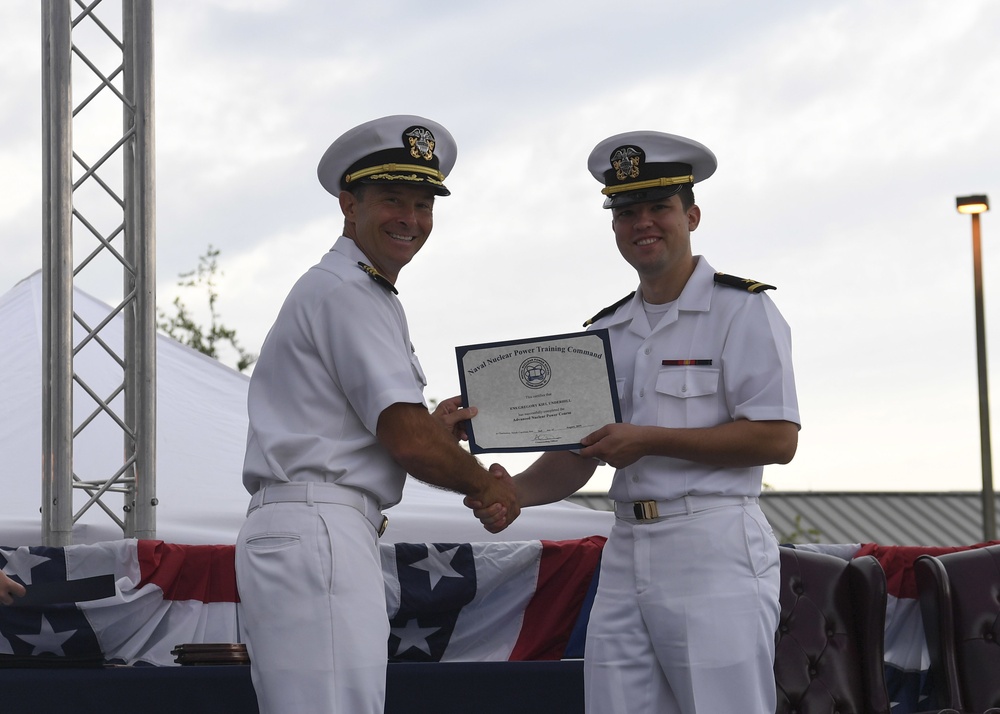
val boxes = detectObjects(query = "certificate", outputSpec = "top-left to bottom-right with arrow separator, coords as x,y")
455,329 -> 621,454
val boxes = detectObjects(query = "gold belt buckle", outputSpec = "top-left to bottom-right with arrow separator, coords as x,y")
633,500 -> 659,520
377,515 -> 389,537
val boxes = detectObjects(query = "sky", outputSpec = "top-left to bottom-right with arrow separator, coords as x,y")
1,0 -> 999,494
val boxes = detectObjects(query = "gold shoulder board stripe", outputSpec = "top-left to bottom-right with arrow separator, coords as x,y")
713,272 -> 776,293
357,262 -> 398,294
583,291 -> 635,327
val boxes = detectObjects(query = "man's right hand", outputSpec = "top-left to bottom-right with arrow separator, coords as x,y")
465,463 -> 520,533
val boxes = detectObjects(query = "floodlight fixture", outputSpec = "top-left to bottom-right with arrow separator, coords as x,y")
957,194 -> 990,215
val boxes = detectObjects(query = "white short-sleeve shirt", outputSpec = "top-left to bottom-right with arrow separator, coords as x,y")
588,256 -> 800,502
241,236 -> 426,507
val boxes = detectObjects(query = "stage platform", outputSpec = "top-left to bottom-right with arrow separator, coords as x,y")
1,659 -> 585,714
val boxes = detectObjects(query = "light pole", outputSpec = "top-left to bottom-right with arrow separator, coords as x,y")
956,194 -> 994,541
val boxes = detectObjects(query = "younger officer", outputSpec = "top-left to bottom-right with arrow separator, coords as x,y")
473,131 -> 800,714
236,115 -> 519,714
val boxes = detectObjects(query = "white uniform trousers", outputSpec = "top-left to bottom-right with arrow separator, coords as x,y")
236,500 -> 388,714
584,500 -> 780,714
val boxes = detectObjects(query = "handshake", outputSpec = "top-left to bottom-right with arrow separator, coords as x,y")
431,393 -> 602,535
432,395 -> 521,534
464,463 -> 520,534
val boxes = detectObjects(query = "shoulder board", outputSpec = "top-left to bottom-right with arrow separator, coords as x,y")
583,292 -> 635,327
713,272 -> 775,293
357,262 -> 398,295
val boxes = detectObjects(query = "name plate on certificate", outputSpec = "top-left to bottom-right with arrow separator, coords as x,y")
455,330 -> 621,453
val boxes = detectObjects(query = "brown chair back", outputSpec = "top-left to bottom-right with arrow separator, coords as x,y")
915,545 -> 1000,713
775,547 -> 892,714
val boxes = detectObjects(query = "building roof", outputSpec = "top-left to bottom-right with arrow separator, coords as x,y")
565,491 -> 999,547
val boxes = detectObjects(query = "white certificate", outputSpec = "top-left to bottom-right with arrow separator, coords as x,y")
455,330 -> 621,453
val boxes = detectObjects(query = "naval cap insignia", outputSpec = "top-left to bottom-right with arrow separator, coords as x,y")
610,146 -> 642,181
404,126 -> 436,161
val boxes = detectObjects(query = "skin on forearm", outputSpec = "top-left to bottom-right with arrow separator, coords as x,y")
376,402 -> 506,502
579,418 -> 798,470
469,420 -> 796,531
513,451 -> 598,507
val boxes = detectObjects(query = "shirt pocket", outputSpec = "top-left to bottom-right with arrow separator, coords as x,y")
654,367 -> 720,427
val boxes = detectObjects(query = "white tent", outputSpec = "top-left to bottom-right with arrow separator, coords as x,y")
0,272 -> 612,547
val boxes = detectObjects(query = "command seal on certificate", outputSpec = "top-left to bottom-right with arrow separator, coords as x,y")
455,329 -> 622,454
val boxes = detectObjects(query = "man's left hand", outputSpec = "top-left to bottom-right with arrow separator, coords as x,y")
579,423 -> 648,468
432,395 -> 477,442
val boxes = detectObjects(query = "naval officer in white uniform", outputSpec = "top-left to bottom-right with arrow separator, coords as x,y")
236,115 -> 519,714
471,130 -> 800,714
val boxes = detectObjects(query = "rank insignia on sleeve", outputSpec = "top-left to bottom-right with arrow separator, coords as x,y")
713,272 -> 776,293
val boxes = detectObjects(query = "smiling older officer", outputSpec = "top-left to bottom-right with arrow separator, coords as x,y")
236,115 -> 519,714
470,130 -> 800,714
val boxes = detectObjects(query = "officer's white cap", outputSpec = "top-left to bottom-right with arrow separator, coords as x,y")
317,115 -> 457,197
588,131 -> 717,209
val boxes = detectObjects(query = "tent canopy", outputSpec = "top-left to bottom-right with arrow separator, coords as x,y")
0,272 -> 612,546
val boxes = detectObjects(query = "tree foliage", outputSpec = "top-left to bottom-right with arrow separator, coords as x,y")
157,245 -> 257,372
776,514 -> 822,545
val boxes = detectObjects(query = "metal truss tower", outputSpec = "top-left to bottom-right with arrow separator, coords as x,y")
41,0 -> 157,545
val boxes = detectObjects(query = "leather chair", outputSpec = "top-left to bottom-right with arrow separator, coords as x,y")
774,547 -> 892,714
915,545 -> 1000,714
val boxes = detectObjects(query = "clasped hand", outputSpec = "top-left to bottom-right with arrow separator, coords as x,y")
431,396 -> 520,533
464,463 -> 520,534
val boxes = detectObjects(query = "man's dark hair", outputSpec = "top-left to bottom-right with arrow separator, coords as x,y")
679,184 -> 695,210
346,183 -> 370,200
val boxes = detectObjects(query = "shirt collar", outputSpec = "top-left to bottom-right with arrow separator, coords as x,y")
331,236 -> 398,294
600,256 -> 716,335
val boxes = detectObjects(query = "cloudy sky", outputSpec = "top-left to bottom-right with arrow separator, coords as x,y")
2,0 -> 999,494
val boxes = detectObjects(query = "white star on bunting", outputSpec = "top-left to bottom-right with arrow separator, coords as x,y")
1,548 -> 51,585
391,618 -> 440,657
409,546 -> 464,589
17,615 -> 77,656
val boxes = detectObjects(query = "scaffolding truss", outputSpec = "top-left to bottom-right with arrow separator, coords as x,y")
41,0 -> 157,545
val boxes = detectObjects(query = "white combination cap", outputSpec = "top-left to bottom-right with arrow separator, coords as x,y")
317,114 -> 457,197
588,131 -> 717,208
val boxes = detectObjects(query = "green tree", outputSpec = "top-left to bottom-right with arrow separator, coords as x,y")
158,245 -> 257,372
777,514 -> 822,545
761,484 -> 821,544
